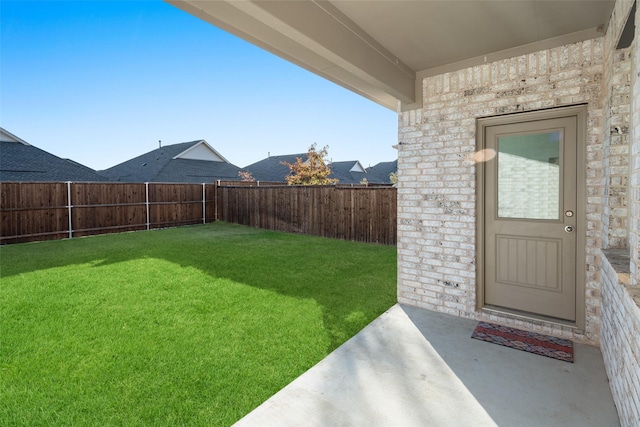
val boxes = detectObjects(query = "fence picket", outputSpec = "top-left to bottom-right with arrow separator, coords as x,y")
1,182 -> 396,245
217,185 -> 396,245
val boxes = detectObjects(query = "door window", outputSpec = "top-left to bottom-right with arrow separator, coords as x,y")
497,131 -> 561,220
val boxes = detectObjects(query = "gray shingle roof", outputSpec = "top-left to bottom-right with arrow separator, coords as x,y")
99,140 -> 242,183
245,155 -> 397,185
366,160 -> 398,184
327,161 -> 368,184
243,153 -> 306,182
0,140 -> 109,182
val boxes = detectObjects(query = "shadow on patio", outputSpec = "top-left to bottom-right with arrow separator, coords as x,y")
234,304 -> 619,427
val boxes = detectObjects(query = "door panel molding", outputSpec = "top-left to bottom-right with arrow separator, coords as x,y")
476,105 -> 587,328
495,234 -> 563,293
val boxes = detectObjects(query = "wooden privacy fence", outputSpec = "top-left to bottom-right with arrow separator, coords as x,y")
0,182 -> 216,244
1,182 -> 396,245
217,185 -> 397,245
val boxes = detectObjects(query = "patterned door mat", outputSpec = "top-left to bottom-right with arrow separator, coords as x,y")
471,321 -> 574,363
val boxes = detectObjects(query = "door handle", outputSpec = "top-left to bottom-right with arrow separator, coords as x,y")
564,226 -> 574,233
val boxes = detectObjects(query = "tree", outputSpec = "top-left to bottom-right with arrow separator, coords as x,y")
281,143 -> 339,185
238,170 -> 255,182
389,171 -> 398,185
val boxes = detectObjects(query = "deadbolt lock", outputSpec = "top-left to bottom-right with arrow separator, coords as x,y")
565,210 -> 574,217
564,225 -> 574,233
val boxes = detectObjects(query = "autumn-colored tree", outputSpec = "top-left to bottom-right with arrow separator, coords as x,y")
238,170 -> 255,182
281,144 -> 339,186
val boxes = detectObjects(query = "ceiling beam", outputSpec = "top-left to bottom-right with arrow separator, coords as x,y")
166,0 -> 416,110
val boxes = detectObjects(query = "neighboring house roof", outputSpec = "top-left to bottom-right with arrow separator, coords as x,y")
243,153 -> 307,182
0,128 -> 108,182
328,160 -> 368,184
0,128 -> 31,145
366,160 -> 398,184
245,154 -> 394,184
99,140 -> 242,183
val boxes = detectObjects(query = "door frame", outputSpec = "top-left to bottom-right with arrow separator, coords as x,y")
476,105 -> 587,329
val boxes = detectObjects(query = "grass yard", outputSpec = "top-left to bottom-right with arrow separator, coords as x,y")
0,222 -> 396,426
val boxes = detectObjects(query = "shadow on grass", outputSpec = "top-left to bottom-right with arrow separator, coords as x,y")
1,222 -> 397,351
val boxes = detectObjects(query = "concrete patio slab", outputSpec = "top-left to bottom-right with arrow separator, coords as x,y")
233,304 -> 619,427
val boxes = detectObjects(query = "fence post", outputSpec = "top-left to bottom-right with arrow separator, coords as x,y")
145,182 -> 150,230
202,183 -> 206,224
67,181 -> 73,239
350,188 -> 355,241
215,180 -> 219,222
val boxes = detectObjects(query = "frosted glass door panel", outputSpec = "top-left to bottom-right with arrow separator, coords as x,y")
497,132 -> 561,220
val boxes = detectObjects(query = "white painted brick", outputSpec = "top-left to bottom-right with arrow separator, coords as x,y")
399,22 -> 638,427
398,37 -> 609,348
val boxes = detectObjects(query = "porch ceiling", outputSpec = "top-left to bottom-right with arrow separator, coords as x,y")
166,0 -> 616,110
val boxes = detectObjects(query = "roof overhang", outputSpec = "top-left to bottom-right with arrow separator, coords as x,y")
0,127 -> 31,145
166,0 -> 616,111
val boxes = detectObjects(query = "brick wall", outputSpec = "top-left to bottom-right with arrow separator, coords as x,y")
598,3 -> 640,425
632,3 -> 640,285
395,0 -> 640,422
397,38 -> 605,344
602,48 -> 631,249
600,254 -> 640,427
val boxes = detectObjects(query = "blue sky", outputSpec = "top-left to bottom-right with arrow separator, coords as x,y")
1,1 -> 398,171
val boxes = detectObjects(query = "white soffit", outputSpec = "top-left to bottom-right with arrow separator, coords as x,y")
166,0 -> 415,109
166,0 -> 615,110
331,1 -> 614,73
174,140 -> 228,162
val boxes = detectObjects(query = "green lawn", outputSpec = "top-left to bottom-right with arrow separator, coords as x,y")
0,222 -> 396,426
